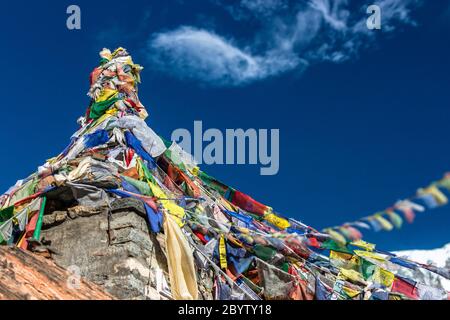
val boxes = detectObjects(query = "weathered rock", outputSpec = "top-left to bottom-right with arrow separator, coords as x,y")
43,211 -> 67,228
67,205 -> 108,218
40,199 -> 172,300
0,246 -> 114,300
110,197 -> 146,217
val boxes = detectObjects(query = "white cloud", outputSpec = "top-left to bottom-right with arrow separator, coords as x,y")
148,27 -> 302,85
147,0 -> 424,86
209,0 -> 288,21
309,0 -> 349,31
240,0 -> 288,16
374,0 -> 422,30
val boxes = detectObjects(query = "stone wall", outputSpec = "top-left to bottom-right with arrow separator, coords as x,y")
41,197 -> 170,300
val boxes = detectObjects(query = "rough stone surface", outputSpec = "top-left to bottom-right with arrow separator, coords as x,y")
36,196 -> 216,300
0,246 -> 114,300
41,198 -> 171,300
43,211 -> 67,228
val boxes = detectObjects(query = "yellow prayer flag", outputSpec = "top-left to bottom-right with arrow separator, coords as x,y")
372,267 -> 394,289
95,88 -> 118,103
326,229 -> 347,245
112,47 -> 126,57
219,236 -> 228,269
342,286 -> 361,299
354,250 -> 386,262
330,251 -> 360,271
418,185 -> 448,206
148,181 -> 185,227
264,213 -> 291,230
191,166 -> 200,176
220,197 -> 237,212
105,107 -> 118,116
373,214 -> 393,231
339,268 -> 366,285
351,239 -> 376,252
86,113 -> 114,133
46,156 -> 59,165
330,250 -> 353,261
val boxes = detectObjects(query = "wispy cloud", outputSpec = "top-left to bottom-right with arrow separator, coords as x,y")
209,0 -> 288,21
374,0 -> 422,30
146,0 -> 423,86
239,0 -> 288,17
148,27 -> 303,85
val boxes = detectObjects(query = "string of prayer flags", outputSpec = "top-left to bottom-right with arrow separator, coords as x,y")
324,173 -> 450,241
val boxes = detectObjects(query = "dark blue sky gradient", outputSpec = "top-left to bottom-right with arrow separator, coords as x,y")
1,1 -> 449,251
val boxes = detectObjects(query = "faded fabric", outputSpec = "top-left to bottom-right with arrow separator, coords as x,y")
164,213 -> 198,300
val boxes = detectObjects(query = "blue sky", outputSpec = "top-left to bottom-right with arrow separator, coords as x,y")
1,0 -> 449,251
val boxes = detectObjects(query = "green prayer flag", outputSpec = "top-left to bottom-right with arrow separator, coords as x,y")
253,244 -> 276,261
9,178 -> 38,205
321,239 -> 352,254
0,206 -> 14,223
361,258 -> 377,280
89,97 -> 120,120
197,170 -> 229,196
122,175 -> 152,196
32,197 -> 46,241
99,58 -> 109,65
387,211 -> 403,229
138,158 -> 156,184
